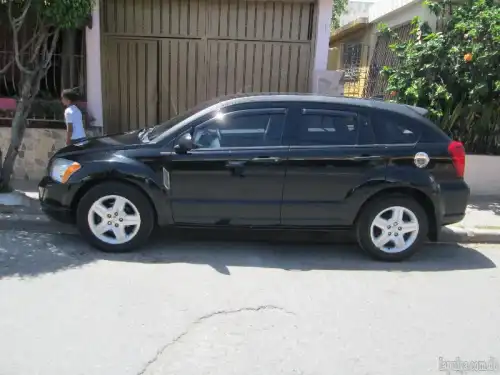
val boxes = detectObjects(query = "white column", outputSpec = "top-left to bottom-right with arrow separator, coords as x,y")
313,0 -> 333,72
311,0 -> 333,92
85,2 -> 103,129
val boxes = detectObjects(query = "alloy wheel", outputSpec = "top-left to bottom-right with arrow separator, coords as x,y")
87,195 -> 142,245
369,205 -> 419,253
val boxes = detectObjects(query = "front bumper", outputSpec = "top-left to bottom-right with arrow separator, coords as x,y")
38,176 -> 76,224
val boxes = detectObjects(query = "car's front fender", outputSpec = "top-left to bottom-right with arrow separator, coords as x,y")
65,155 -> 173,226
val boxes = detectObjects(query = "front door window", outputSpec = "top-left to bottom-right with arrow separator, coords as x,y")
192,110 -> 285,149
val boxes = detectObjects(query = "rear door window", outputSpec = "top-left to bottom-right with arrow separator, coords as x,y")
292,109 -> 359,146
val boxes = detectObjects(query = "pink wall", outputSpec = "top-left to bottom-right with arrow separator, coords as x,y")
0,97 -> 87,111
0,98 -> 16,110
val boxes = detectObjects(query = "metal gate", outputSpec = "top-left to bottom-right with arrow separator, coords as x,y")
102,0 -> 317,133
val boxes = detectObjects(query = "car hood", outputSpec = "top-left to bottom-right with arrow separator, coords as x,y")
56,131 -> 144,156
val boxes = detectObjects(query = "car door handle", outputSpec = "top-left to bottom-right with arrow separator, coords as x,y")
226,157 -> 281,168
226,160 -> 245,168
352,155 -> 383,161
250,157 -> 282,163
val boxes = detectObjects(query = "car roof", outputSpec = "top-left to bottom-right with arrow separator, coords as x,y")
210,93 -> 428,118
154,93 -> 430,143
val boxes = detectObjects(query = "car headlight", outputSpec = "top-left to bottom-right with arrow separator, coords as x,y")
50,158 -> 81,183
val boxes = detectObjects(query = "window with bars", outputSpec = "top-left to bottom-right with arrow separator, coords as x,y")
342,43 -> 362,82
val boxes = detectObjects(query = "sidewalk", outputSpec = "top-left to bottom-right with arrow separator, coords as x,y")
1,179 -> 500,243
442,196 -> 500,243
0,180 -> 77,234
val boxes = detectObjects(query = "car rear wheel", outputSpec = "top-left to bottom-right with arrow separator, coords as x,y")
76,182 -> 155,252
355,195 -> 428,261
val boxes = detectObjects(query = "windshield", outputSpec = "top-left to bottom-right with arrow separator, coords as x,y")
143,97 -> 231,142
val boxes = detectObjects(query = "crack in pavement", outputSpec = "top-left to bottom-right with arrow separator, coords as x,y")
137,305 -> 295,375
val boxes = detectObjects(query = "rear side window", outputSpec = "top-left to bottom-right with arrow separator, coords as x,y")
294,110 -> 358,146
371,109 -> 449,144
371,111 -> 421,144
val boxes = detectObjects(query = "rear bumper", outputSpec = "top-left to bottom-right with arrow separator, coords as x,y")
442,213 -> 466,226
439,179 -> 470,226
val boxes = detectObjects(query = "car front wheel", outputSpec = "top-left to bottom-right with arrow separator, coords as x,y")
76,182 -> 155,252
356,195 -> 428,261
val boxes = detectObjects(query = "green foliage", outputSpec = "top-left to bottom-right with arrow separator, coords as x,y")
0,0 -> 94,29
331,0 -> 348,31
380,0 -> 500,154
36,0 -> 94,29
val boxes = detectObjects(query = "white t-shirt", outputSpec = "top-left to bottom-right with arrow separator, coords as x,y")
64,105 -> 86,140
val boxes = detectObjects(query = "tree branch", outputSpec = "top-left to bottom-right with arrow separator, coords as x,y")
0,59 -> 15,75
0,27 -> 39,76
10,0 -> 32,31
8,0 -> 35,75
29,27 -> 49,65
43,28 -> 61,72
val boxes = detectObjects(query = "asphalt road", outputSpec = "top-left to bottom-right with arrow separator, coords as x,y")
0,229 -> 499,375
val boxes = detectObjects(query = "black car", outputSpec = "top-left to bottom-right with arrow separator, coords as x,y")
39,94 -> 469,261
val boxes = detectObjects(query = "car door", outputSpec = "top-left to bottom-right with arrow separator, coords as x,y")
281,103 -> 386,226
166,105 -> 289,226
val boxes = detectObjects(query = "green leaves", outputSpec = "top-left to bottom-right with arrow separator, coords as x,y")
330,0 -> 348,32
380,0 -> 500,153
39,0 -> 94,28
0,0 -> 94,29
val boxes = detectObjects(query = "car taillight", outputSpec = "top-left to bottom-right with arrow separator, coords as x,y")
448,140 -> 465,178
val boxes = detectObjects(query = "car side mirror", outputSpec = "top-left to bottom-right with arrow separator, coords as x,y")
174,133 -> 193,154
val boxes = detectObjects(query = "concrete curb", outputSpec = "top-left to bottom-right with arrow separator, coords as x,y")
0,212 -> 500,244
439,226 -> 500,244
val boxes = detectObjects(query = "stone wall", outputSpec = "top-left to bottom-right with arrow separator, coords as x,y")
0,126 -> 102,181
0,128 -> 65,180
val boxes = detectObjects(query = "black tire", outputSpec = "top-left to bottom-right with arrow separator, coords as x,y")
76,182 -> 155,252
355,194 -> 428,261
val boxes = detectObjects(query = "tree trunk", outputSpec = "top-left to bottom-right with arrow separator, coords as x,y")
61,29 -> 76,90
0,74 -> 39,191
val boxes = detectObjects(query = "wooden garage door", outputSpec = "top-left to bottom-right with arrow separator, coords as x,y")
206,41 -> 312,100
102,0 -> 316,133
103,39 -> 159,133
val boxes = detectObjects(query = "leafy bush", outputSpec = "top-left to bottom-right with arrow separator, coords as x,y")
379,0 -> 500,154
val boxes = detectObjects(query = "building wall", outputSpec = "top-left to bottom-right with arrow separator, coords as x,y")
339,0 -> 374,27
366,0 -> 437,54
369,0 -> 437,27
328,28 -> 371,71
86,2 -> 103,128
332,0 -> 437,64
314,0 -> 336,79
328,0 -> 437,98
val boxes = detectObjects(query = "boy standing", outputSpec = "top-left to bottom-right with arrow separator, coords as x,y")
61,89 -> 86,146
